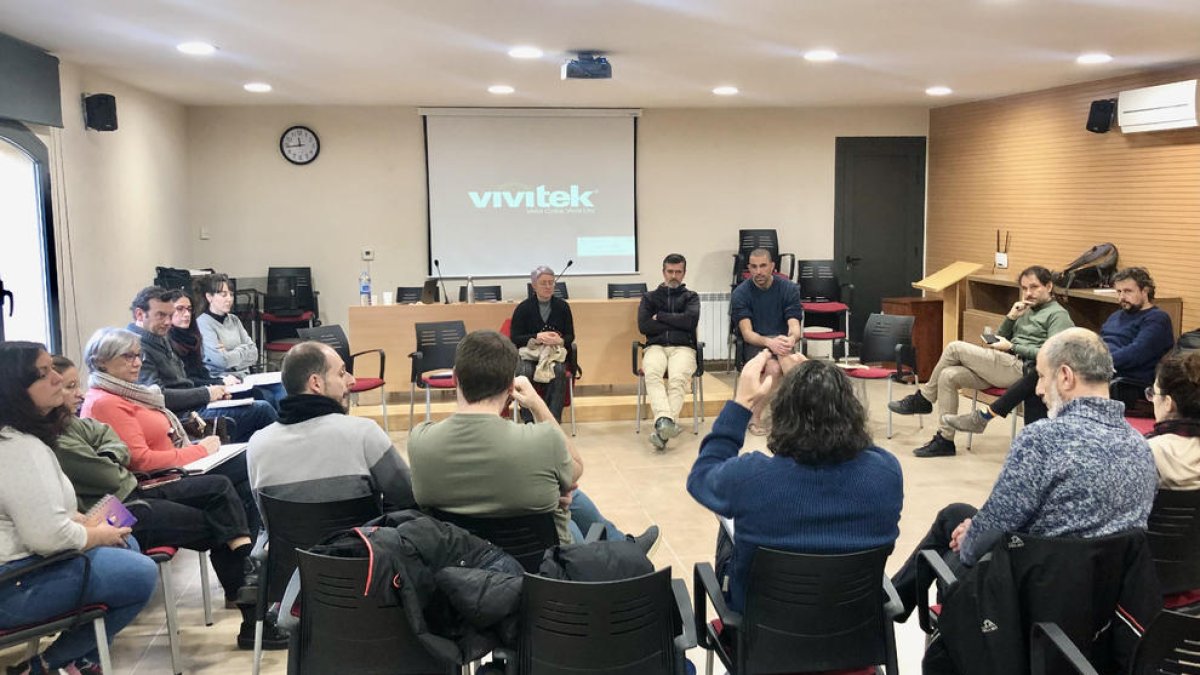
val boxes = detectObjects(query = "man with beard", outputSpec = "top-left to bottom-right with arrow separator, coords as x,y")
942,266 -> 1174,434
888,328 -> 1158,621
638,253 -> 701,450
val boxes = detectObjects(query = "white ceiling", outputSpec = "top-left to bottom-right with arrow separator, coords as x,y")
3,0 -> 1200,108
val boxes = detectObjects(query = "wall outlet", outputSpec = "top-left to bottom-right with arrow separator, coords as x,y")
199,227 -> 211,240
361,247 -> 375,261
994,251 -> 1009,269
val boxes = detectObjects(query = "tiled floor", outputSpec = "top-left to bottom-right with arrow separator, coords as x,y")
5,374 -> 1016,674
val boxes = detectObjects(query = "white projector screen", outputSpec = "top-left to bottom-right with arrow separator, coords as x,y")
423,109 -> 638,278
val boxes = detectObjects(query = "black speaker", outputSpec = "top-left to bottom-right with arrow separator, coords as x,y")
1086,98 -> 1116,134
83,94 -> 118,131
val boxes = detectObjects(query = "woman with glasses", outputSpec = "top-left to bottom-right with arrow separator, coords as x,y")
168,292 -> 233,386
0,341 -> 157,675
1146,350 -> 1200,489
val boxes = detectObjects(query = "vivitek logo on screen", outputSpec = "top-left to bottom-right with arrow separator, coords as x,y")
468,185 -> 595,209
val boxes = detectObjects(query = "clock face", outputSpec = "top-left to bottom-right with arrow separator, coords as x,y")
280,125 -> 320,165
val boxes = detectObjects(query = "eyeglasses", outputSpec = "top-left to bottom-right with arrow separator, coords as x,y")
1145,386 -> 1162,402
119,352 -> 144,363
174,306 -> 193,313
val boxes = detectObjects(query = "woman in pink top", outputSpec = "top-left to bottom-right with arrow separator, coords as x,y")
79,328 -> 217,471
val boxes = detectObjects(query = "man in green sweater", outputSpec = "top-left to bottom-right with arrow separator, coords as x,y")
890,265 -> 1074,457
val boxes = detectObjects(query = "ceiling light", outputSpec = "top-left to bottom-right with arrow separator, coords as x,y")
508,45 -> 543,59
712,86 -> 739,96
243,82 -> 272,93
488,84 -> 515,95
925,86 -> 953,96
803,49 -> 838,62
176,41 -> 216,56
1076,52 -> 1113,65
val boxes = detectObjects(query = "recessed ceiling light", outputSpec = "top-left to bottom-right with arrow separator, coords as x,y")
243,82 -> 272,93
488,84 -> 515,95
925,86 -> 953,96
1076,52 -> 1113,65
803,49 -> 838,62
508,45 -> 543,59
712,86 -> 739,96
176,41 -> 216,56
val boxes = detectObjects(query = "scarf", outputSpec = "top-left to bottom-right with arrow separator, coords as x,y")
169,325 -> 203,365
279,394 -> 346,425
89,371 -> 189,448
1148,418 -> 1200,439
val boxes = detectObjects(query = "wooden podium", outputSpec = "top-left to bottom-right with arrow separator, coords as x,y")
912,261 -> 983,349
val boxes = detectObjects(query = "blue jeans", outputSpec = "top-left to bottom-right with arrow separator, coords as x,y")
201,399 -> 277,443
0,541 -> 158,669
567,489 -> 624,543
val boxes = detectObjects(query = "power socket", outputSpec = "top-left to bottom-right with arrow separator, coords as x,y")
361,248 -> 375,261
994,252 -> 1009,269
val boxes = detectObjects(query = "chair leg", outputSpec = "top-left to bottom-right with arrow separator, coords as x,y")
198,550 -> 213,626
635,375 -> 644,433
569,377 -> 576,437
92,616 -> 113,675
693,375 -> 701,434
158,558 -> 183,675
886,378 -> 894,439
425,387 -> 432,423
380,385 -> 389,433
966,390 -> 980,450
706,648 -> 714,675
252,619 -> 264,675
408,383 -> 416,429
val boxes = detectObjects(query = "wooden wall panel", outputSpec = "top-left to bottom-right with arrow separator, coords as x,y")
927,64 -> 1200,333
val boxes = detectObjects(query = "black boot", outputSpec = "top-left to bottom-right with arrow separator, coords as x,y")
236,602 -> 290,650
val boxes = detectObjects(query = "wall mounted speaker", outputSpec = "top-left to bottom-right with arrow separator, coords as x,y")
83,93 -> 118,131
1086,98 -> 1116,134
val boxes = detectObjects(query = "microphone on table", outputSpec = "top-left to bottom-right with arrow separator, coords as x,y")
433,259 -> 451,305
553,259 -> 574,286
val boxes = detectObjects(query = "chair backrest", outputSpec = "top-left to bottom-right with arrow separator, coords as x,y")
739,547 -> 894,673
258,493 -> 382,604
297,324 -> 354,373
736,229 -> 781,259
515,568 -> 680,675
426,508 -> 558,573
526,282 -> 569,300
797,260 -> 842,303
858,313 -> 915,366
396,285 -> 437,304
266,266 -> 316,313
294,550 -> 453,675
458,285 -> 502,302
1146,489 -> 1200,595
411,321 -> 466,381
1129,609 -> 1200,675
607,283 -> 648,299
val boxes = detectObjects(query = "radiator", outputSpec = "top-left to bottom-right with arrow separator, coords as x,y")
698,292 -> 731,362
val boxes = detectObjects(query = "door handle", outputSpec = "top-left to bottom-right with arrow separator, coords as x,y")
845,256 -> 863,267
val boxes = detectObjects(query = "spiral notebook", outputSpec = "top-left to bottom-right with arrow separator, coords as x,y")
84,494 -> 138,528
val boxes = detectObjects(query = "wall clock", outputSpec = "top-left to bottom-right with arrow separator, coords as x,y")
280,125 -> 320,165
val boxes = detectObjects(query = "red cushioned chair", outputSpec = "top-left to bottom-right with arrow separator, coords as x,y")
408,320 -> 465,427
144,546 -> 214,675
501,318 -> 577,435
964,387 -> 1021,451
797,260 -> 851,364
297,324 -> 388,432
844,313 -> 919,439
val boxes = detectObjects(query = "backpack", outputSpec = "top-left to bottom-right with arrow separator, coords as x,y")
1051,244 -> 1118,290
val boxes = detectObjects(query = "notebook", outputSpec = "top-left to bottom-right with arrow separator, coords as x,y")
184,442 -> 248,474
84,494 -> 138,528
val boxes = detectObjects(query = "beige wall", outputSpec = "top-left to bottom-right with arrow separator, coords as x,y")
186,106 -> 928,332
45,62 -> 189,361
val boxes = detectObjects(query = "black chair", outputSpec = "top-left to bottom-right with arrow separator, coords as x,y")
426,509 -> 559,573
693,546 -> 900,675
298,324 -> 388,431
253,494 -> 383,675
526,282 -> 568,300
291,549 -> 455,675
396,285 -> 437,304
0,551 -> 113,674
1147,489 -> 1200,597
1032,609 -> 1200,675
730,228 -> 796,288
408,320 -> 466,426
797,259 -> 851,361
458,285 -> 502,302
632,337 -> 706,434
843,313 -> 920,438
263,266 -> 319,367
499,568 -> 697,674
607,283 -> 648,299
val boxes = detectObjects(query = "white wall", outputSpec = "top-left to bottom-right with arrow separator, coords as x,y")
46,62 -> 190,361
185,106 -> 928,335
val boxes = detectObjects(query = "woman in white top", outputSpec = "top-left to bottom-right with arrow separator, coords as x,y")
1147,349 -> 1200,489
0,341 -> 157,675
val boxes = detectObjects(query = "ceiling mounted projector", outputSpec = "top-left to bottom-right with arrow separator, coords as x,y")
561,53 -> 611,80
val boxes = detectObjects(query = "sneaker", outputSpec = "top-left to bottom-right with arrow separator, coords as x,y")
649,431 -> 667,451
237,616 -> 290,651
888,392 -> 933,415
913,434 -> 957,458
942,410 -> 991,434
655,416 -> 682,440
627,525 -> 662,558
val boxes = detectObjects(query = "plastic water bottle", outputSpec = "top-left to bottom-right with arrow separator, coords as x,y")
466,275 -> 475,304
359,270 -> 372,306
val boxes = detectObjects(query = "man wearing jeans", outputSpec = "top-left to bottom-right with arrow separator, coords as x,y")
889,266 -> 1073,457
638,253 -> 700,451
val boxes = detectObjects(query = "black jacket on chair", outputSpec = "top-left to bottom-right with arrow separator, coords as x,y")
638,284 -> 700,349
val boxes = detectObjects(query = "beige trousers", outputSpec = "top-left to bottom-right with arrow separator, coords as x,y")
642,345 -> 697,421
919,340 -> 1024,439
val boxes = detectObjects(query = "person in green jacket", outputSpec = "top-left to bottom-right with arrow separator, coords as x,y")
888,266 -> 1074,458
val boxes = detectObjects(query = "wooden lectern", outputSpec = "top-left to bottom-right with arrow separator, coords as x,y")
913,262 -> 983,349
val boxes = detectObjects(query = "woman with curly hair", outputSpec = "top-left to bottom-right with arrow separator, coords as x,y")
687,350 -> 904,614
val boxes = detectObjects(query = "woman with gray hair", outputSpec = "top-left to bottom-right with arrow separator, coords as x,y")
508,265 -> 575,422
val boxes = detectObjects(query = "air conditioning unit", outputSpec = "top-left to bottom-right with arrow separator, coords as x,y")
1117,79 -> 1199,133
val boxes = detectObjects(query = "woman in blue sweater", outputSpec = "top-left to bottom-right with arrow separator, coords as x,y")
687,350 -> 904,613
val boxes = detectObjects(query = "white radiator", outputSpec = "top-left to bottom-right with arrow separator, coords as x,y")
698,292 -> 731,361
